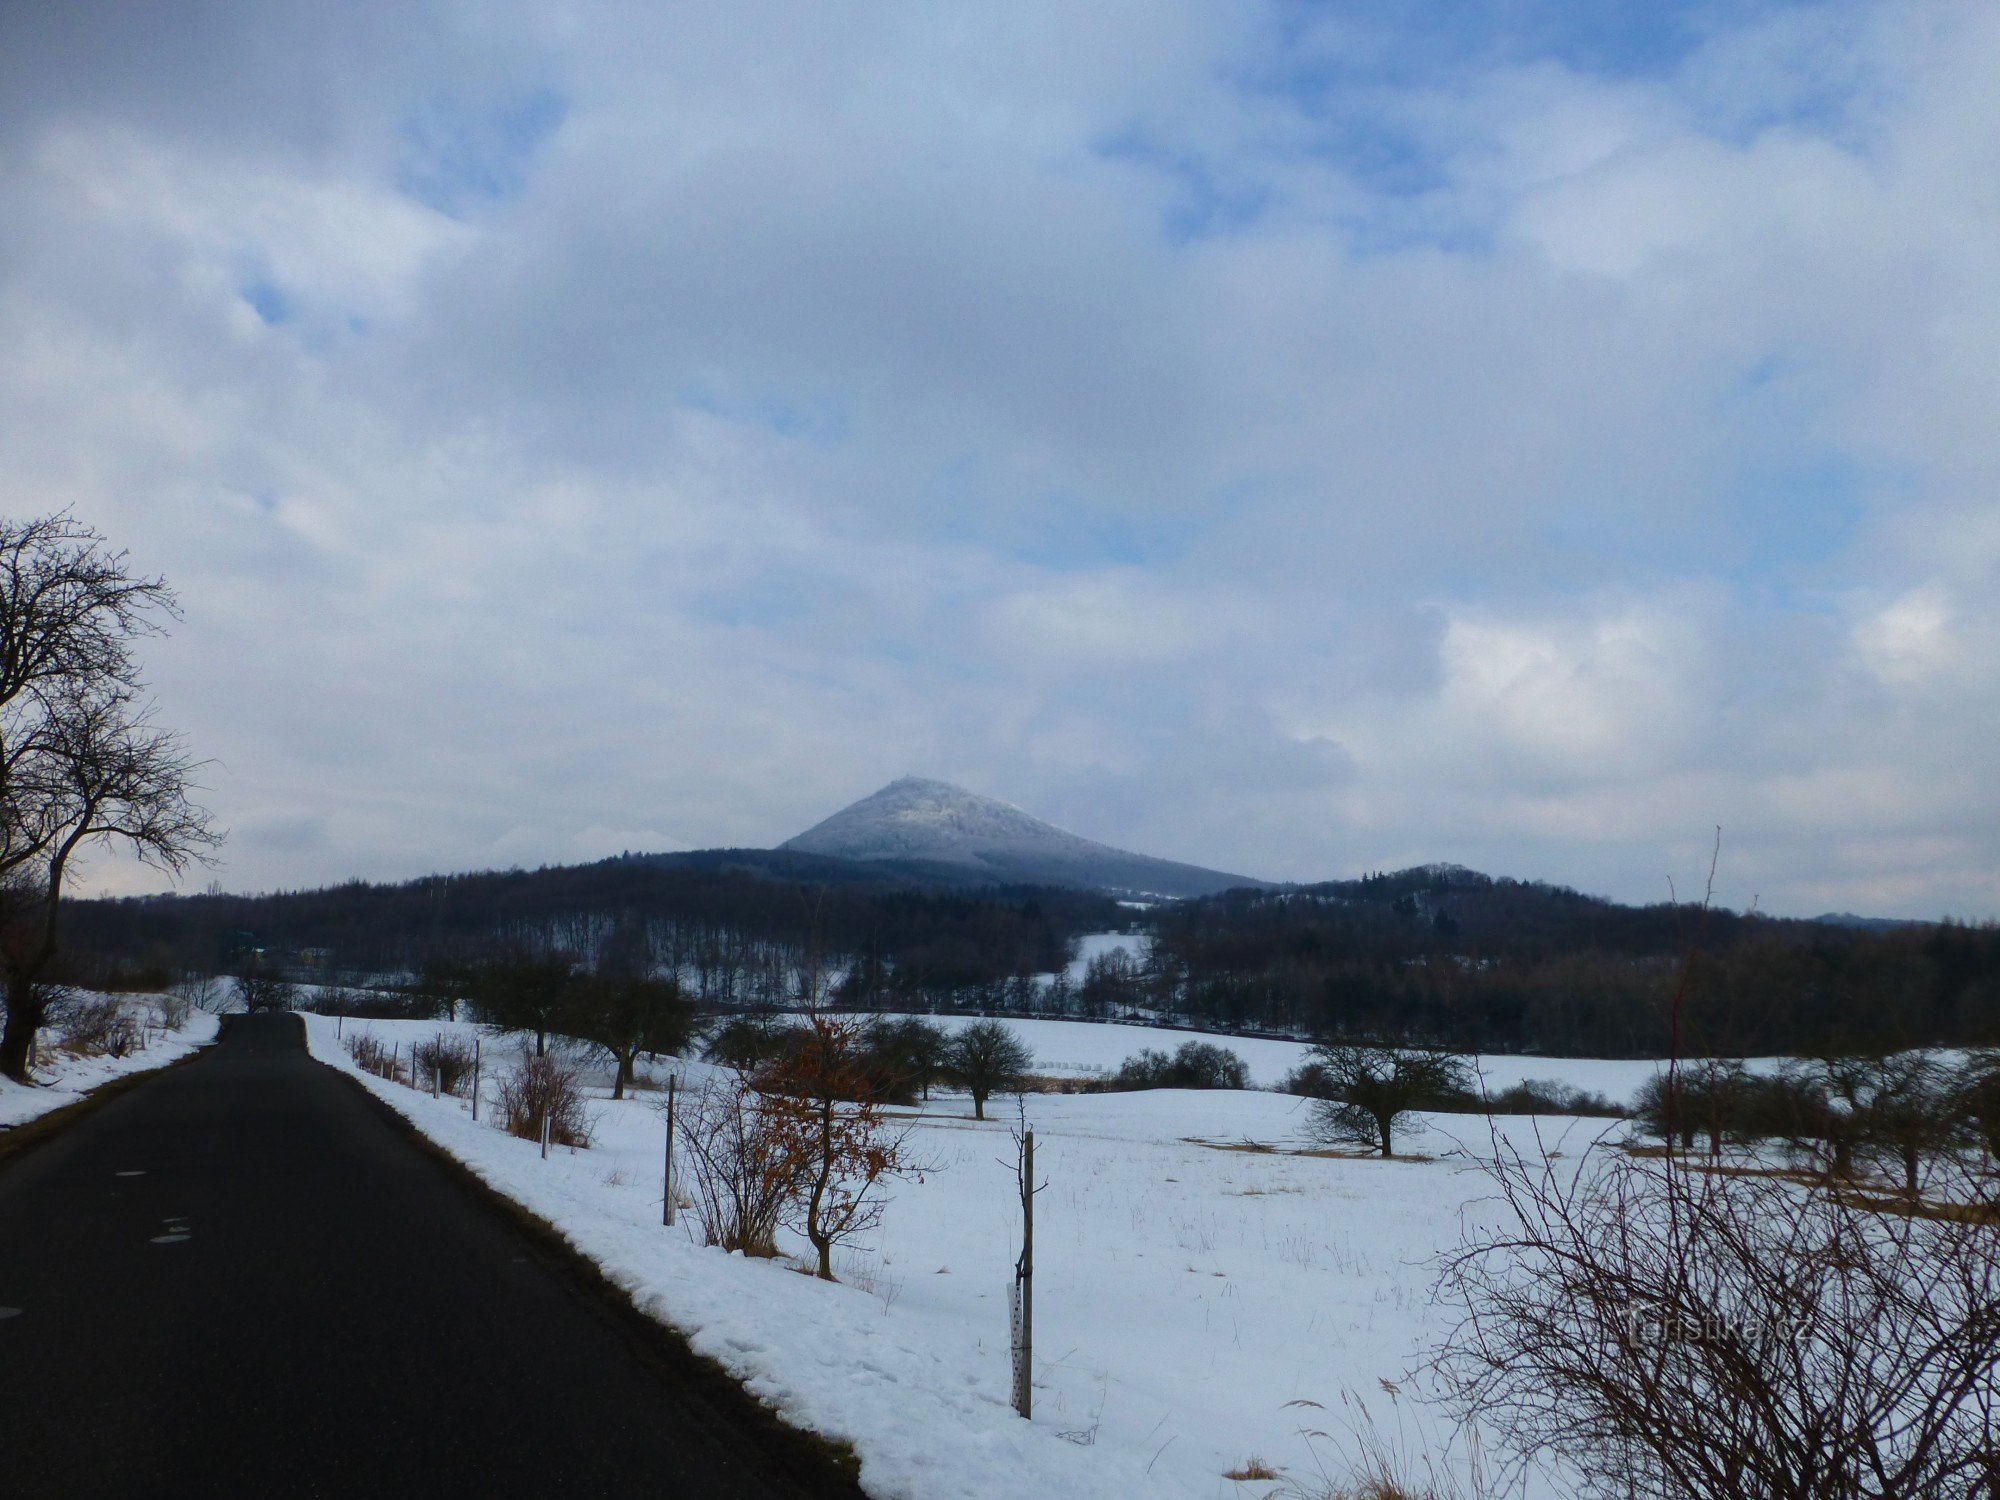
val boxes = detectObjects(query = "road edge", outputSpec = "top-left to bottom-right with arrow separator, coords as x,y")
0,1031 -> 219,1172
307,1025 -> 869,1499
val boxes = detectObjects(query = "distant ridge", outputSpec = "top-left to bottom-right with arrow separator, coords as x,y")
778,776 -> 1263,899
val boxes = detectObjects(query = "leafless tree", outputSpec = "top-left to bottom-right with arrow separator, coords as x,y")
946,1019 -> 1032,1120
234,962 -> 297,1014
1434,1134 -> 2000,1498
1289,1042 -> 1470,1157
0,514 -> 218,1081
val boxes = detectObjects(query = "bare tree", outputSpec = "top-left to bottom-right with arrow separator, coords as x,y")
761,1013 -> 922,1280
571,971 -> 695,1099
234,960 -> 297,1014
1435,1139 -> 2000,1499
946,1019 -> 1032,1120
869,1014 -> 951,1100
0,514 -> 218,1081
1289,1041 -> 1469,1157
471,948 -> 576,1057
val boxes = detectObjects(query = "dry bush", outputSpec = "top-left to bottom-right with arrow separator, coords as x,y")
673,1070 -> 799,1257
168,972 -> 230,1013
1224,1455 -> 1280,1480
1435,1139 -> 2000,1498
151,988 -> 193,1030
412,1034 -> 476,1096
497,1053 -> 593,1148
54,992 -> 142,1057
346,1031 -> 399,1080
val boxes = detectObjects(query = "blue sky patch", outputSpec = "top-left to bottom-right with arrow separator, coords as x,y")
396,89 -> 567,217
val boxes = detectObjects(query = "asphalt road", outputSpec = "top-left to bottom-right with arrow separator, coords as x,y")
0,1015 -> 865,1498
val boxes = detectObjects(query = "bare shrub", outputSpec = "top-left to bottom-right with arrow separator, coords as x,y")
412,1034 -> 476,1096
674,1071 -> 799,1256
168,971 -> 229,1014
1435,1139 -> 2000,1498
54,992 -> 142,1057
346,1032 -> 398,1080
497,1053 -> 593,1148
152,988 -> 194,1030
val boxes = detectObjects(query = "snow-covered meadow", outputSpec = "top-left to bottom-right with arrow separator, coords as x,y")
0,996 -> 220,1131
303,1012 -> 1657,1498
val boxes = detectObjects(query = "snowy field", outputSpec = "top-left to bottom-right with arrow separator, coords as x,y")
302,1013 -> 1652,1498
0,998 -> 220,1130
924,1011 -> 1673,1101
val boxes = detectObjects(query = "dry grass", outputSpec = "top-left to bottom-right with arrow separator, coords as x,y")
1225,1456 -> 1281,1480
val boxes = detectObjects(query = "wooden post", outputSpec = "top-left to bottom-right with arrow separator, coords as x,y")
471,1037 -> 481,1122
337,1014 -> 343,1041
663,1075 -> 677,1227
1012,1128 -> 1034,1420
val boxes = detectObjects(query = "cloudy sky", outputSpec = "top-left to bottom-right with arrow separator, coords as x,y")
3,0 -> 1996,917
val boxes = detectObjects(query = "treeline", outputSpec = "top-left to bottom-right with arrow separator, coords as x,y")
1109,867 -> 2000,1057
57,853 -> 1120,1007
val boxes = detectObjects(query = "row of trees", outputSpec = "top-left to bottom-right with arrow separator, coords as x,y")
1634,1052 -> 2000,1194
702,1012 -> 1034,1120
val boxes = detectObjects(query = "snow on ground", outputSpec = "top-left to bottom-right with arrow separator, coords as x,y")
1063,931 -> 1152,984
302,1013 -> 1640,1498
922,1013 -> 1674,1104
0,998 -> 220,1130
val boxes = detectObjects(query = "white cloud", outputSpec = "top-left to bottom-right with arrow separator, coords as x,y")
3,0 -> 1999,916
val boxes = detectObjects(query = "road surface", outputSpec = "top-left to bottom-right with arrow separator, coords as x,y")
0,1015 -> 865,1498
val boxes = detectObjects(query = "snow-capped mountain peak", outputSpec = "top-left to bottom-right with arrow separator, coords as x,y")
778,777 -> 1260,898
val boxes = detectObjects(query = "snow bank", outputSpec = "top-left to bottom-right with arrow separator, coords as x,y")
0,999 -> 220,1130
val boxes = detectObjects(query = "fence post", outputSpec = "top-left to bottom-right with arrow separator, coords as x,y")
663,1075 -> 677,1227
471,1037 -> 481,1122
541,1109 -> 551,1160
1012,1128 -> 1034,1420
433,1033 -> 442,1098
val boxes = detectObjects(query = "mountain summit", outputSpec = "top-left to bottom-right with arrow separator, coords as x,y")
778,776 -> 1260,898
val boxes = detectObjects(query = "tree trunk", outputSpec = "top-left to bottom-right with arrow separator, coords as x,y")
809,1098 -> 835,1279
612,1050 -> 631,1101
1376,1109 -> 1394,1157
1903,1144 -> 1920,1197
0,975 -> 47,1083
973,1087 -> 987,1121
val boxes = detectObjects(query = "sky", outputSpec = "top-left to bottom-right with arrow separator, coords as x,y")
2,0 -> 1996,919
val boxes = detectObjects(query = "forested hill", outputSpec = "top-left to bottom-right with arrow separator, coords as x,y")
60,854 -> 2000,1059
60,850 -> 1123,1003
1136,865 -> 1999,1057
